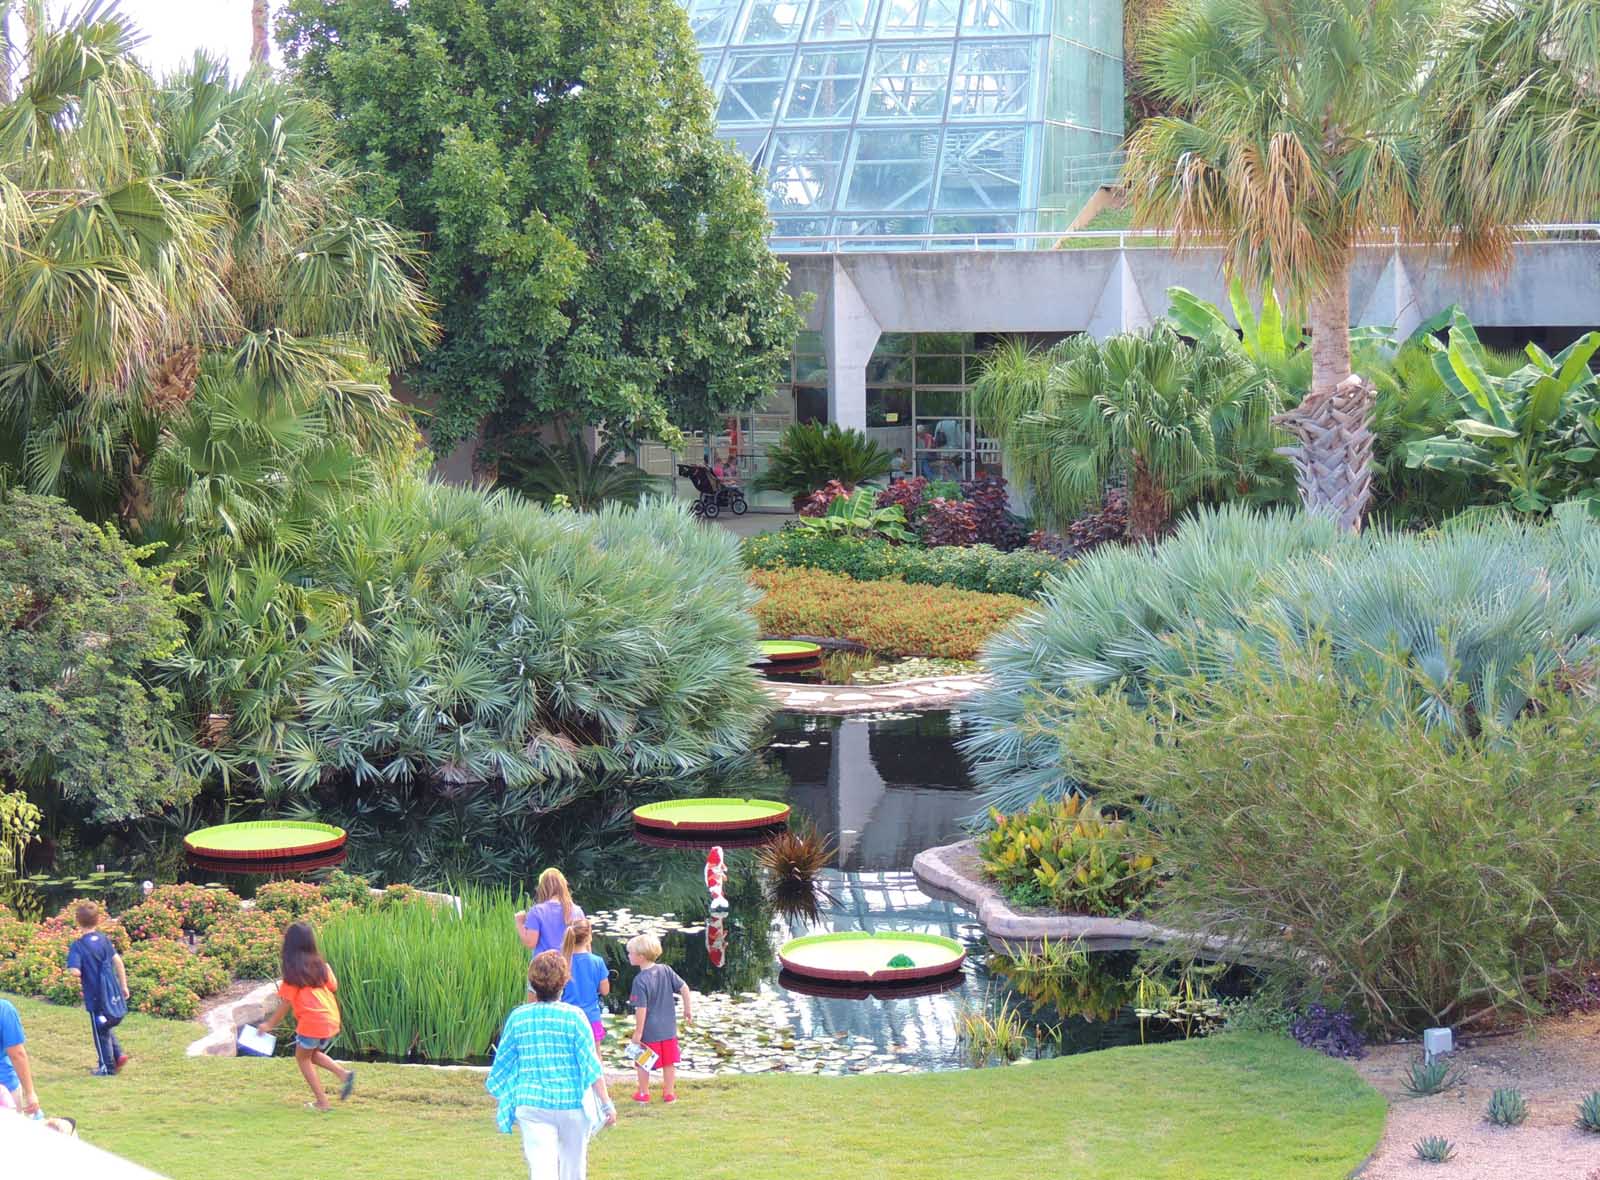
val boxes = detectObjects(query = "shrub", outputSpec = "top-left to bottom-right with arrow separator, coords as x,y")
379,883 -> 423,910
118,901 -> 183,943
253,880 -> 325,917
0,493 -> 197,822
318,870 -> 374,908
1029,488 -> 1129,558
793,487 -> 917,543
1067,635 -> 1600,1035
750,568 -> 1029,659
976,796 -> 1159,917
921,497 -> 979,546
1412,1137 -> 1455,1164
743,530 -> 1065,599
798,480 -> 853,517
1289,1005 -> 1366,1059
750,422 -> 891,505
1404,1056 -> 1465,1097
959,476 -> 1027,549
201,908 -> 284,978
148,884 -> 242,933
1486,1088 -> 1528,1127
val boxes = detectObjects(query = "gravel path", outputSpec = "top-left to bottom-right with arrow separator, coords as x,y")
1354,1012 -> 1600,1178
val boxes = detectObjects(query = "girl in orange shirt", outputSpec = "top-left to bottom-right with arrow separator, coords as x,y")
259,922 -> 355,1111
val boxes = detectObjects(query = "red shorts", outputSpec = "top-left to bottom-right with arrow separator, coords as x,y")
643,1038 -> 680,1068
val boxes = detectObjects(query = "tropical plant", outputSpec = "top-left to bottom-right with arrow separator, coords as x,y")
0,791 -> 39,884
1578,1092 -> 1600,1134
495,433 -> 663,511
1289,1006 -> 1366,1060
278,0 -> 801,453
1404,312 -> 1600,513
957,994 -> 1032,1066
743,529 -> 1066,599
1166,278 -> 1312,397
972,326 -> 1285,540
986,940 -> 1144,1023
0,492 -> 196,822
976,796 -> 1159,917
752,422 -> 892,507
1065,634 -> 1600,1034
1404,1056 -> 1466,1097
1485,1088 -> 1528,1127
793,487 -> 918,543
1123,0 -> 1597,529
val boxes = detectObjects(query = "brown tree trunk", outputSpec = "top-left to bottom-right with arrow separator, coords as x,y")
1272,255 -> 1377,532
1126,455 -> 1170,542
250,0 -> 270,66
0,5 -> 12,103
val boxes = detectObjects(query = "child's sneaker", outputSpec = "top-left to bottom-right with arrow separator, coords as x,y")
632,1091 -> 650,1103
114,1054 -> 129,1072
662,1093 -> 677,1104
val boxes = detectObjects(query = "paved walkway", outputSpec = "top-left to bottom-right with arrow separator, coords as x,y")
762,672 -> 989,713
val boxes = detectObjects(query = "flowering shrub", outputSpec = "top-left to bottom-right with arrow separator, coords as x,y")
120,900 -> 183,942
202,908 -> 285,979
744,530 -> 1065,598
379,883 -> 423,910
254,880 -> 325,917
797,479 -> 854,517
751,567 -> 1028,659
148,883 -> 241,933
319,870 -> 374,908
920,497 -> 979,546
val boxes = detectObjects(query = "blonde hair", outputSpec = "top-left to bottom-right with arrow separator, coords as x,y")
536,868 -> 573,926
626,932 -> 662,962
560,918 -> 593,967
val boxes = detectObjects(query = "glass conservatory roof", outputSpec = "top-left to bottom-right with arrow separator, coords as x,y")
683,0 -> 1125,246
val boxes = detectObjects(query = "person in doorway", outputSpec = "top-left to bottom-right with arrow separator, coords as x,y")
517,868 -> 585,957
487,951 -> 616,1180
890,448 -> 906,483
0,997 -> 39,1115
65,902 -> 129,1076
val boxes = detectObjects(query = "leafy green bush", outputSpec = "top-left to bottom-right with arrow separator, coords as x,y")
965,503 -> 1600,814
253,880 -> 326,917
201,908 -> 286,979
0,493 -> 197,822
318,889 -> 526,1061
751,422 -> 892,504
793,488 -> 917,542
1067,635 -> 1600,1034
147,884 -> 242,934
751,567 -> 1028,660
744,529 -> 1066,598
318,870 -> 374,909
976,796 -> 1158,917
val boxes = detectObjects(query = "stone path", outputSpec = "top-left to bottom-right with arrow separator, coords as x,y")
762,673 -> 989,713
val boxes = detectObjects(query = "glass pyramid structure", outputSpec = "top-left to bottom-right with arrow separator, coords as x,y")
683,0 -> 1124,247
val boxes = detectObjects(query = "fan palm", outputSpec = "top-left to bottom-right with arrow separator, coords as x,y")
1122,0 -> 1595,530
975,325 -> 1282,540
496,432 -> 663,511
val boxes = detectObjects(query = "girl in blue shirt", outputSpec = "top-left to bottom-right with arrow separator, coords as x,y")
560,920 -> 611,1043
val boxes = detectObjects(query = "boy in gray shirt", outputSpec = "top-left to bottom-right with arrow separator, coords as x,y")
626,933 -> 693,1104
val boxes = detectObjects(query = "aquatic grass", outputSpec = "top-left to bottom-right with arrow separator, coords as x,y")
318,887 -> 525,1061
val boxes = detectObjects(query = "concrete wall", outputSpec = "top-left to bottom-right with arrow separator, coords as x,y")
785,240 -> 1600,426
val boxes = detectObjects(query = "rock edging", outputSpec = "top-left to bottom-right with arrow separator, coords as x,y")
188,980 -> 279,1057
912,839 -> 1226,953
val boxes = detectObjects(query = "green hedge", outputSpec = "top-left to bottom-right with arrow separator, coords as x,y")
743,529 -> 1066,599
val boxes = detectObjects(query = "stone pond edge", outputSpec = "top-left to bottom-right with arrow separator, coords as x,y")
761,672 -> 991,714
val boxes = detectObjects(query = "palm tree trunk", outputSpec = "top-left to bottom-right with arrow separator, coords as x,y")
250,0 -> 270,66
1271,258 -> 1376,532
1126,456 -> 1170,542
0,5 -> 12,102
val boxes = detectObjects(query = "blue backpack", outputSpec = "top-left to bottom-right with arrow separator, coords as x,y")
79,934 -> 127,1026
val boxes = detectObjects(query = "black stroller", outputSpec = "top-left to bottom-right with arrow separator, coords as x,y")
678,463 -> 748,518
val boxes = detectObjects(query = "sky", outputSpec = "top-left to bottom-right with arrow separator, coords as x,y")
81,0 -> 271,76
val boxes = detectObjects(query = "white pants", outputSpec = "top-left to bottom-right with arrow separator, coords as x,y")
516,1105 -> 589,1180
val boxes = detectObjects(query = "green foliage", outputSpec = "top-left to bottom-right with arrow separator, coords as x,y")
317,871 -> 375,909
957,994 -> 1031,1067
1403,1056 -> 1465,1097
1404,310 -> 1600,513
976,796 -> 1159,918
318,889 -> 527,1061
1412,1136 -> 1456,1164
200,909 -> 283,979
1219,995 -> 1295,1038
752,423 -> 892,503
0,493 -> 196,821
278,0 -> 800,450
253,881 -> 325,917
1166,277 -> 1312,396
743,528 -> 1067,599
1485,1088 -> 1528,1127
495,434 -> 663,512
987,939 -> 1143,1023
793,488 -> 917,543
971,326 -> 1286,538
1578,1091 -> 1600,1133
1066,634 -> 1600,1034
0,790 -> 40,881
146,884 -> 242,934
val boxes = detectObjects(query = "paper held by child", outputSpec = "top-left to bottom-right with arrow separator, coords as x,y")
623,1041 -> 659,1071
236,1024 -> 276,1057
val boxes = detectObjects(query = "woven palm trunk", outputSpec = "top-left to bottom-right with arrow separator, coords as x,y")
1271,373 -> 1376,533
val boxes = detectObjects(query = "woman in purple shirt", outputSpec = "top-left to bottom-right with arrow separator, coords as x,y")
516,868 -> 584,956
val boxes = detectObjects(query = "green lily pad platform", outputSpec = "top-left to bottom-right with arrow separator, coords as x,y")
183,820 -> 348,864
777,931 -> 967,984
757,640 -> 823,664
631,797 -> 791,835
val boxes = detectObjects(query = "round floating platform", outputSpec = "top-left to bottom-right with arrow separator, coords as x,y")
631,825 -> 782,851
185,847 -> 348,876
183,820 -> 347,864
632,798 -> 791,835
777,967 -> 964,1001
757,640 -> 823,664
778,931 -> 966,984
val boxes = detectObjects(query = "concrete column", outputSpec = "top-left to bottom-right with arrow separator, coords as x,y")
1085,251 -> 1152,340
1355,249 -> 1423,342
823,260 -> 881,430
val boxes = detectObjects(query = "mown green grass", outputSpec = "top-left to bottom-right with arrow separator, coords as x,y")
11,993 -> 1384,1180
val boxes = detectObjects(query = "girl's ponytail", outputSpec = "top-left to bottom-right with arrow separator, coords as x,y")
561,918 -> 592,968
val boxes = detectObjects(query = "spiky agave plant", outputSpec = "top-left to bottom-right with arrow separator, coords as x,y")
1403,1055 -> 1464,1097
1578,1091 -> 1600,1134
1485,1088 -> 1528,1127
1412,1136 -> 1456,1164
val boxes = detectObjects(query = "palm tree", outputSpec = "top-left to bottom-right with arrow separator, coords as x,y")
975,325 -> 1281,540
1122,0 -> 1594,530
495,431 -> 663,511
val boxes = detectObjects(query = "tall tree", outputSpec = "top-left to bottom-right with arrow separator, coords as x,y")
1121,0 -> 1594,530
250,0 -> 269,65
277,0 -> 802,459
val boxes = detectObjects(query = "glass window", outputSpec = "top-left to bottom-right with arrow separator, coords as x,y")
842,129 -> 940,210
687,0 -> 748,45
1051,0 -> 1120,56
916,354 -> 962,384
862,47 -> 953,119
804,0 -> 881,40
767,130 -> 850,211
878,0 -> 961,37
698,50 -> 723,87
1047,38 -> 1120,132
949,41 -> 1035,119
783,50 -> 868,120
717,50 -> 795,123
866,387 -> 912,425
962,0 -> 1041,35
739,0 -> 813,42
936,125 -> 1028,210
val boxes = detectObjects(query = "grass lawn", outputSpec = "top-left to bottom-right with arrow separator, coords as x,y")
11,994 -> 1384,1180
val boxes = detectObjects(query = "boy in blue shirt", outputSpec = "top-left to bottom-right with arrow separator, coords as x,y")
65,901 -> 130,1076
0,997 -> 39,1114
